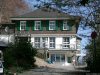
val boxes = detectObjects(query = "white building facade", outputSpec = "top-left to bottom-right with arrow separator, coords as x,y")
0,7 -> 81,64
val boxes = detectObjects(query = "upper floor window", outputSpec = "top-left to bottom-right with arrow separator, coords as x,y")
35,21 -> 41,30
34,37 -> 40,48
42,37 -> 48,48
63,21 -> 70,30
49,21 -> 55,30
62,37 -> 70,49
20,21 -> 26,30
49,37 -> 55,48
34,37 -> 48,48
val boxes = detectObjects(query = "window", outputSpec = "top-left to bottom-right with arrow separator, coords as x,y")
56,54 -> 60,62
61,54 -> 65,62
41,37 -> 48,48
63,21 -> 69,30
49,37 -> 55,48
62,37 -> 70,49
20,21 -> 26,30
34,37 -> 40,48
35,21 -> 41,30
49,21 -> 55,30
51,54 -> 65,62
67,57 -> 72,63
34,37 -> 48,48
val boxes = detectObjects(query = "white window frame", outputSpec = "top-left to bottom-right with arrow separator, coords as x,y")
49,21 -> 55,30
62,37 -> 70,49
41,37 -> 48,48
49,37 -> 55,48
63,21 -> 69,30
34,21 -> 41,30
34,37 -> 40,48
51,54 -> 65,62
20,21 -> 26,30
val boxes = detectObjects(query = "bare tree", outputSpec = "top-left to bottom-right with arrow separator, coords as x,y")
0,0 -> 28,23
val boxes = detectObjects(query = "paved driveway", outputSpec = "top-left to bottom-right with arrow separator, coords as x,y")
18,57 -> 88,75
18,67 -> 88,75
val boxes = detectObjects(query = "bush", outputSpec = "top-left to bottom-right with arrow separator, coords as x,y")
3,40 -> 37,69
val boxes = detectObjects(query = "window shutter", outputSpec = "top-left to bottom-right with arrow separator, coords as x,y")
32,21 -> 34,31
66,25 -> 70,30
60,20 -> 63,31
67,21 -> 72,31
69,25 -> 72,31
46,20 -> 49,31
26,21 -> 29,31
40,21 -> 43,31
56,20 -> 58,31
17,21 -> 20,31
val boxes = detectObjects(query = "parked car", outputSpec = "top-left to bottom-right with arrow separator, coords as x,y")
0,62 -> 3,75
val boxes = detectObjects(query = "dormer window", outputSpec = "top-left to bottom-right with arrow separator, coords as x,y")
20,21 -> 26,30
49,21 -> 55,30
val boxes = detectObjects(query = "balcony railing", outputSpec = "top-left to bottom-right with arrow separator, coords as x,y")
31,42 -> 77,50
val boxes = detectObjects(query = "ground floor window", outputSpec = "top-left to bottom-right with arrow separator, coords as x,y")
51,54 -> 65,63
61,54 -> 65,62
67,57 -> 72,63
50,54 -> 72,63
56,54 -> 60,62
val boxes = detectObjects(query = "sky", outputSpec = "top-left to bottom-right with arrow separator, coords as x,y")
24,0 -> 94,54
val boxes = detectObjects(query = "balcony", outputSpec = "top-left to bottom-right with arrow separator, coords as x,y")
31,42 -> 77,50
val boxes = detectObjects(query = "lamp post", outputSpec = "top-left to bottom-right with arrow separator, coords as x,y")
91,31 -> 97,72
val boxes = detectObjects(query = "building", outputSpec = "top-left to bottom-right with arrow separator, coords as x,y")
0,6 -> 81,64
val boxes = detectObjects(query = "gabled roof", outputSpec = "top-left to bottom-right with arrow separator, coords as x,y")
11,7 -> 80,20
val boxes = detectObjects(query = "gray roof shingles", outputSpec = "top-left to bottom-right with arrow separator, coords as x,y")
11,7 -> 77,19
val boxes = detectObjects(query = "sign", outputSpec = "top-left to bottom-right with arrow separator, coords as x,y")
91,31 -> 97,39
